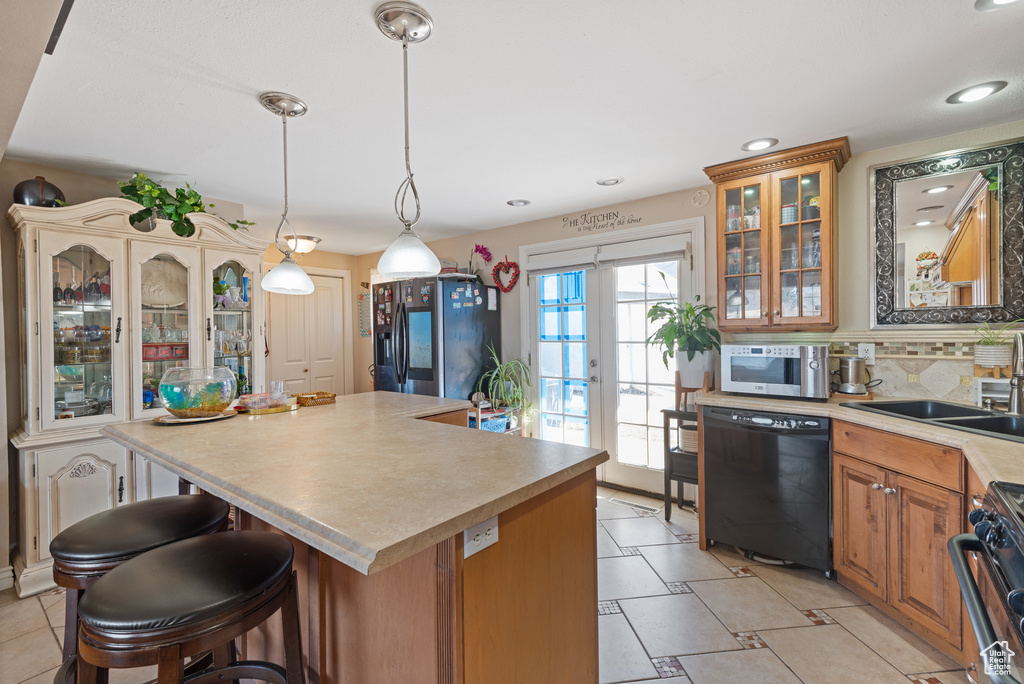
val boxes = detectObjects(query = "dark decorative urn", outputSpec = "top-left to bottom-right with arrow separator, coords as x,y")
13,176 -> 66,207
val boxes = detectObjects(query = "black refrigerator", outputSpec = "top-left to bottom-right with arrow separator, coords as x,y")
373,277 -> 501,399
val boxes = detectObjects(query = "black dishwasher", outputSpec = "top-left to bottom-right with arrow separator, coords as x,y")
703,406 -> 832,575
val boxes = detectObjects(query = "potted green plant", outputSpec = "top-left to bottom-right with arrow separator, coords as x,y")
646,294 -> 721,388
118,172 -> 254,238
974,320 -> 1022,368
476,342 -> 532,430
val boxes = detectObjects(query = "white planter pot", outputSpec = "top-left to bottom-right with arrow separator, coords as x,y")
675,350 -> 714,389
974,344 -> 1012,368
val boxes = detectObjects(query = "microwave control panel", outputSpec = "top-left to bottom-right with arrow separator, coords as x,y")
727,346 -> 802,357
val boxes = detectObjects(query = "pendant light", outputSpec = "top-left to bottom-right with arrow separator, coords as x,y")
260,92 -> 316,295
375,2 -> 441,280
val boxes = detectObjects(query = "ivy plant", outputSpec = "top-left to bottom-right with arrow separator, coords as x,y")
118,172 -> 254,238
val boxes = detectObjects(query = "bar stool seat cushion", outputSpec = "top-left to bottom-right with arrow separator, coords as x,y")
78,531 -> 292,633
50,495 -> 230,564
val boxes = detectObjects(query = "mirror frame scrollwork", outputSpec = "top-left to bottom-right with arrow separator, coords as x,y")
871,137 -> 1024,326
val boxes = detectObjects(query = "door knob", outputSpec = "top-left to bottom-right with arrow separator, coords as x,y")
304,369 -> 309,373
884,487 -> 896,495
589,375 -> 598,383
590,359 -> 598,368
871,483 -> 883,490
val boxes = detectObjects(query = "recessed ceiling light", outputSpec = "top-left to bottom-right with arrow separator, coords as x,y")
918,205 -> 945,211
946,81 -> 1008,104
596,177 -> 624,186
975,0 -> 1021,11
506,199 -> 530,207
913,220 -> 935,226
741,138 -> 779,152
924,185 -> 954,194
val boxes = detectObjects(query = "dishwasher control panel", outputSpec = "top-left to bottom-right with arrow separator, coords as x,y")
729,411 -> 824,431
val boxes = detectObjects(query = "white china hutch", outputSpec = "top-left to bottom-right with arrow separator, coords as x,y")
7,198 -> 268,596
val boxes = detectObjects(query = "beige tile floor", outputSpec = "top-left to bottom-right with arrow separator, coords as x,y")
595,486 -> 969,684
0,487 -> 970,683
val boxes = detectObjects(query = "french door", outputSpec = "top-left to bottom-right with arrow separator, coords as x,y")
526,222 -> 703,495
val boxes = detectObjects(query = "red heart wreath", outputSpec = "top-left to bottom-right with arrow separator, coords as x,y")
492,257 -> 520,293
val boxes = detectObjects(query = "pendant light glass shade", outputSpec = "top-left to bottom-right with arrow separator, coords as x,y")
378,226 -> 442,279
263,256 -> 315,295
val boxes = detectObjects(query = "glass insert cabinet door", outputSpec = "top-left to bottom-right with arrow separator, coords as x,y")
720,174 -> 770,326
41,233 -> 126,431
208,256 -> 255,397
130,242 -> 202,419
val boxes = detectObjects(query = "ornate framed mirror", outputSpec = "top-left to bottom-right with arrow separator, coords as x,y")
871,137 -> 1024,326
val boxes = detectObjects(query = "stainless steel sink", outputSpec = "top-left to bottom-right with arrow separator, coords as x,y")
843,400 -> 992,420
933,415 -> 1024,441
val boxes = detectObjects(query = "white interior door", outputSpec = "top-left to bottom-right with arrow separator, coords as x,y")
268,274 -> 346,394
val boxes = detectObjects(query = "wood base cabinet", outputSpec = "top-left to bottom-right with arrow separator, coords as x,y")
833,424 -> 964,652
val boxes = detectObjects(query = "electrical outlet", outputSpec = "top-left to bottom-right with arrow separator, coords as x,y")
858,343 -> 876,366
463,515 -> 499,558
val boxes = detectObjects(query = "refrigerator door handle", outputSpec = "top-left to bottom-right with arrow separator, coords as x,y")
394,301 -> 410,388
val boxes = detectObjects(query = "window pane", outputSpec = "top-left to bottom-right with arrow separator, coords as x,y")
803,270 -> 822,316
539,342 -> 563,377
541,413 -> 563,442
647,345 -> 675,385
744,275 -> 761,320
724,277 -> 742,320
562,271 -> 585,304
648,426 -> 665,470
617,423 -> 647,466
803,223 -> 821,268
780,226 -> 799,270
539,306 -> 560,341
539,274 -> 560,305
564,343 -> 585,379
743,232 -> 760,274
617,383 -> 646,424
564,380 -> 588,416
540,378 -> 562,413
781,272 -> 799,317
616,265 -> 645,301
647,384 -> 674,425
564,417 -> 588,447
617,343 -> 646,383
618,302 -> 647,342
564,305 -> 585,340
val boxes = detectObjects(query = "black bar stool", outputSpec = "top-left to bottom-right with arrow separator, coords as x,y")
50,495 -> 231,684
76,531 -> 304,684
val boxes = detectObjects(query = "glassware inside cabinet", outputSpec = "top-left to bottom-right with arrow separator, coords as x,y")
139,255 -> 190,409
52,247 -> 113,420
211,260 -> 253,397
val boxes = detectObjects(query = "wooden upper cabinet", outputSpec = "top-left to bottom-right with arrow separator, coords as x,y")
705,138 -> 850,331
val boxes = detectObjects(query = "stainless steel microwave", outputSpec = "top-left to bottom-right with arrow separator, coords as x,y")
720,344 -> 829,400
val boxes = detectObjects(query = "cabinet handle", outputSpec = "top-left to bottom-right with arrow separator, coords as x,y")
972,494 -> 984,508
118,476 -> 124,503
773,309 -> 780,316
114,317 -> 122,343
761,311 -> 768,318
884,487 -> 896,495
871,483 -> 883,490
207,318 -> 212,341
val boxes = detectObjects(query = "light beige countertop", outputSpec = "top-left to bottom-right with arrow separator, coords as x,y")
101,391 -> 608,575
696,391 -> 1024,488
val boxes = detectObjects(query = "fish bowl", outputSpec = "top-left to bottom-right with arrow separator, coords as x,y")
158,366 -> 237,418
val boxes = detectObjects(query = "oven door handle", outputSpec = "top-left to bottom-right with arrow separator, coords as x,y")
949,533 -> 1023,684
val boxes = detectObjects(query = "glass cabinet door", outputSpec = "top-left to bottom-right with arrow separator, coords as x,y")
771,163 -> 832,326
209,258 -> 255,397
130,243 -> 201,419
42,233 -> 126,431
720,175 -> 769,326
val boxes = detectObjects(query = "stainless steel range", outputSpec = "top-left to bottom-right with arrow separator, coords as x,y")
950,481 -> 1024,683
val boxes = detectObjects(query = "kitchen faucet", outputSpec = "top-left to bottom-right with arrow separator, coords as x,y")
1009,332 -> 1024,415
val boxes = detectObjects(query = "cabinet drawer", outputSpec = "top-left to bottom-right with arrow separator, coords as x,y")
833,421 -> 962,492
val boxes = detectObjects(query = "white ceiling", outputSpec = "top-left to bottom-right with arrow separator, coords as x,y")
7,0 -> 1024,255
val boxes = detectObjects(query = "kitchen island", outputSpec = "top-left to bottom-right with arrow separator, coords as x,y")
101,391 -> 608,684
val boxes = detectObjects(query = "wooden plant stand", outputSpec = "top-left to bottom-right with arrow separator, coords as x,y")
975,363 -> 1011,378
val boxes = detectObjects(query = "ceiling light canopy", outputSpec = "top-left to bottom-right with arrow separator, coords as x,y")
597,176 -> 624,186
975,0 -> 1021,11
507,199 -> 531,207
741,138 -> 779,152
946,81 -> 1008,104
259,92 -> 315,296
917,205 -> 945,212
924,185 -> 954,194
913,220 -> 934,226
